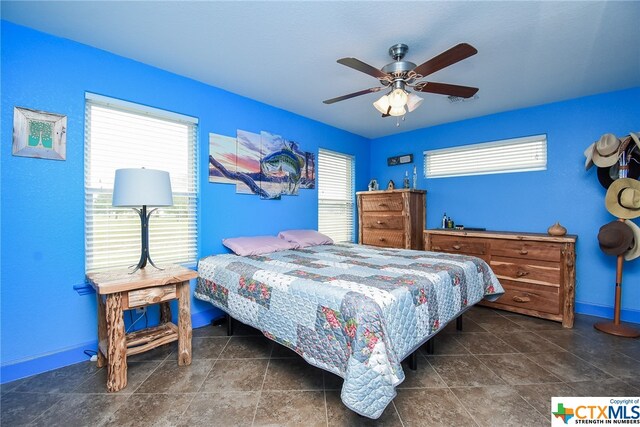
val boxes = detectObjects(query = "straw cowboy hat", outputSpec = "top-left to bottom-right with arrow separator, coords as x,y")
591,133 -> 623,168
598,220 -> 634,256
605,178 -> 640,219
623,219 -> 640,261
631,132 -> 640,151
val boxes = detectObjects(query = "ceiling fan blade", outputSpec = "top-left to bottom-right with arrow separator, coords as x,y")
323,87 -> 383,104
414,82 -> 479,98
412,43 -> 478,78
337,58 -> 388,79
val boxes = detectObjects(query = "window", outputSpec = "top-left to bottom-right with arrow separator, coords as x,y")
318,148 -> 355,243
424,134 -> 547,178
85,94 -> 198,272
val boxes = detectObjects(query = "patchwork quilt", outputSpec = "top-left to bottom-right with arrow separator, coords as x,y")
195,243 -> 503,419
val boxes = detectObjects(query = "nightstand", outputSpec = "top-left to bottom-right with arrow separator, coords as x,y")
86,264 -> 198,392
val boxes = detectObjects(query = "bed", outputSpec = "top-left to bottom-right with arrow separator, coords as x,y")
195,243 -> 503,419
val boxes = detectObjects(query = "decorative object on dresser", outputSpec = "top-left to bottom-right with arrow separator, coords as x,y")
86,264 -> 198,392
424,229 -> 577,327
357,189 -> 426,250
387,180 -> 395,190
112,168 -> 173,274
547,222 -> 568,236
368,179 -> 379,191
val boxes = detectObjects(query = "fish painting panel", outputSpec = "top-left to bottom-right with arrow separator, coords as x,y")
208,133 -> 237,185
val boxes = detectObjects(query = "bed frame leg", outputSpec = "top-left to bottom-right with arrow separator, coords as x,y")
408,351 -> 418,371
456,315 -> 463,331
426,338 -> 435,355
226,314 -> 233,336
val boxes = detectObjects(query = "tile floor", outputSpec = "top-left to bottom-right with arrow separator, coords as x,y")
1,307 -> 638,426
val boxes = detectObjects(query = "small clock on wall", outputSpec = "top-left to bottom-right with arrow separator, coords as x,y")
387,154 -> 413,166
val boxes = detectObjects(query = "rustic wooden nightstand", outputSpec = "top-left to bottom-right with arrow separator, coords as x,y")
86,264 -> 198,392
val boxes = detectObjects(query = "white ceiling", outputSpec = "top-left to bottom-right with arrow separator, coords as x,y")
3,1 -> 639,139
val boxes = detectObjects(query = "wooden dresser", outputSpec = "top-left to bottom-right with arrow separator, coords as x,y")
357,189 -> 426,250
424,229 -> 577,327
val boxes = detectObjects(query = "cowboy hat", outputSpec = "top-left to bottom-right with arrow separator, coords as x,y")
584,142 -> 595,170
597,148 -> 640,189
605,178 -> 640,219
598,220 -> 634,256
592,133 -> 622,168
630,132 -> 640,151
623,219 -> 640,261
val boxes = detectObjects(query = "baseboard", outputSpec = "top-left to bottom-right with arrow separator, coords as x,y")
575,302 -> 640,325
0,308 -> 220,384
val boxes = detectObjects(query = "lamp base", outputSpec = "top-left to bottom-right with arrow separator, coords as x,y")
594,321 -> 640,338
129,205 -> 164,274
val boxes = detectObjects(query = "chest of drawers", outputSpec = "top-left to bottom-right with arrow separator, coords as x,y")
357,189 -> 426,250
424,229 -> 577,327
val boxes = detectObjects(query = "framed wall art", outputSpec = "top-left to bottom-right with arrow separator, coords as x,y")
12,107 -> 67,160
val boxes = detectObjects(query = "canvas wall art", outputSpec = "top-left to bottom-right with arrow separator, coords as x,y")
12,107 -> 67,160
208,129 -> 315,200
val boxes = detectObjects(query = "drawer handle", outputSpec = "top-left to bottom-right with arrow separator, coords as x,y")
513,295 -> 531,303
516,270 -> 529,277
376,220 -> 384,225
378,203 -> 387,207
379,237 -> 385,242
452,244 -> 461,250
519,248 -> 529,255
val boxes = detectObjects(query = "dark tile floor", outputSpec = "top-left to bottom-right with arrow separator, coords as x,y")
2,307 -> 638,426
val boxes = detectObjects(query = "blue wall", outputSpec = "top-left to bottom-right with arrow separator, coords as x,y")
370,87 -> 640,320
0,21 -> 370,380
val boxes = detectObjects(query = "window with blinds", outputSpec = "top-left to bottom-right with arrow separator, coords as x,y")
424,134 -> 547,178
318,149 -> 355,243
85,94 -> 198,272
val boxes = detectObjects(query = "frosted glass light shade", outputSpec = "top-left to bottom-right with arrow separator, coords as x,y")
388,106 -> 406,117
373,94 -> 390,114
388,89 -> 408,108
406,93 -> 424,112
112,168 -> 173,207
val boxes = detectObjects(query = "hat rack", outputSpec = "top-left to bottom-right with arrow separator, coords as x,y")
587,131 -> 640,338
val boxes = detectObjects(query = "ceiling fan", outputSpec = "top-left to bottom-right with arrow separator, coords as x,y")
323,43 -> 479,119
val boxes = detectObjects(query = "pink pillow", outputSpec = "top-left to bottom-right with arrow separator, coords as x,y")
278,229 -> 334,248
222,236 -> 298,256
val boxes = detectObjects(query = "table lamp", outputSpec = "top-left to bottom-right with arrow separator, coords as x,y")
112,168 -> 173,273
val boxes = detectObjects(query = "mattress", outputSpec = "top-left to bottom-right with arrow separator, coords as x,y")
195,243 -> 503,419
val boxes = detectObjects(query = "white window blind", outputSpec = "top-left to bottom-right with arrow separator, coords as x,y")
85,94 -> 198,272
318,149 -> 355,243
424,134 -> 547,178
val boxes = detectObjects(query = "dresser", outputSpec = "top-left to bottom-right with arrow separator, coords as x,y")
357,189 -> 426,250
424,229 -> 577,327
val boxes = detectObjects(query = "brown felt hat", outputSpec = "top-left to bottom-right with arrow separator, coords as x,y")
623,219 -> 640,261
605,178 -> 640,219
592,133 -> 622,168
598,220 -> 634,256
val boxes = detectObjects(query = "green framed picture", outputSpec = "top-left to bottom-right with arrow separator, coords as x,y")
12,107 -> 67,160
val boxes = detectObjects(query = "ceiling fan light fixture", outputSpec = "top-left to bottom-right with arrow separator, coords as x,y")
388,88 -> 408,109
406,93 -> 424,113
373,94 -> 390,114
388,106 -> 406,117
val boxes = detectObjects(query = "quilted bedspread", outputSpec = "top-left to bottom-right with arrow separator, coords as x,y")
195,243 -> 503,419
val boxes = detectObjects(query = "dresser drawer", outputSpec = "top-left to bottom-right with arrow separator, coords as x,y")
429,235 -> 488,256
127,284 -> 177,309
362,230 -> 405,248
490,256 -> 561,287
491,240 -> 562,262
362,214 -> 404,230
360,194 -> 404,212
492,280 -> 560,315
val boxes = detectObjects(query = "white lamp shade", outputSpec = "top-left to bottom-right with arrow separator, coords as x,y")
388,106 -> 406,117
112,168 -> 173,207
388,89 -> 408,109
373,94 -> 390,114
406,93 -> 424,112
